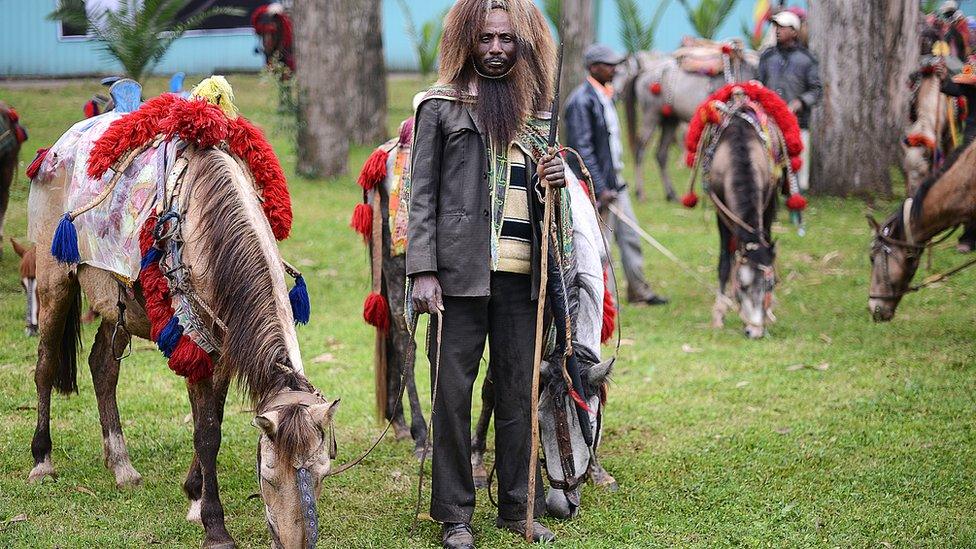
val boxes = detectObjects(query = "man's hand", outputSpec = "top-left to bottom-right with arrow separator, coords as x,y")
538,153 -> 566,188
598,189 -> 618,209
935,62 -> 949,80
788,99 -> 803,114
411,273 -> 443,314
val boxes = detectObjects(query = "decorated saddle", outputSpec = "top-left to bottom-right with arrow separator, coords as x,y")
674,37 -> 758,77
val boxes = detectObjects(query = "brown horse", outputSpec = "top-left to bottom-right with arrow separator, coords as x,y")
29,145 -> 338,548
707,114 -> 780,339
868,142 -> 976,322
11,238 -> 38,336
0,101 -> 23,251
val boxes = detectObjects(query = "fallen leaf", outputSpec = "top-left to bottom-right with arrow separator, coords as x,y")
312,353 -> 336,364
814,362 -> 830,371
620,338 -> 635,346
183,413 -> 192,424
75,486 -> 95,496
819,333 -> 832,344
390,470 -> 402,481
681,344 -> 700,353
820,250 -> 840,264
5,514 -> 26,525
735,381 -> 749,388
297,258 -> 315,267
775,427 -> 792,435
786,364 -> 805,371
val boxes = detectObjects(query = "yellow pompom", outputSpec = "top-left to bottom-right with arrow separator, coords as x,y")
190,75 -> 238,119
932,40 -> 951,58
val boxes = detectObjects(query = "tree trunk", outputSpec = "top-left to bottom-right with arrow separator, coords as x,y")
559,0 -> 594,115
294,0 -> 352,178
808,0 -> 919,197
349,0 -> 388,145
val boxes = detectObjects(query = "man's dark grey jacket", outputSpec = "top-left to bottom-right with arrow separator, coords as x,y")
406,97 -> 544,298
563,81 -> 620,196
758,45 -> 823,128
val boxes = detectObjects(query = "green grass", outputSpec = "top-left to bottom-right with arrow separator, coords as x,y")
1,75 -> 975,548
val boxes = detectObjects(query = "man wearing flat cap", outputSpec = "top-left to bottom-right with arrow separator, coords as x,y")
564,43 -> 669,307
759,11 -> 822,192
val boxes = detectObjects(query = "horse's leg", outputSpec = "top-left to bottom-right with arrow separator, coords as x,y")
188,376 -> 235,548
657,122 -> 678,202
0,151 -> 13,249
183,389 -> 203,525
379,192 -> 411,441
403,343 -> 429,458
634,112 -> 660,203
28,273 -> 80,483
712,218 -> 732,329
89,319 -> 142,488
384,329 -> 410,441
470,375 -> 494,489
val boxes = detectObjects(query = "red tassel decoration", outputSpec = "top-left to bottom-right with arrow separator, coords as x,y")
398,117 -> 414,146
358,148 -> 388,191
228,117 -> 292,240
26,147 -> 49,180
649,82 -> 662,95
569,389 -> 594,414
601,271 -> 616,344
786,193 -> 807,211
83,100 -> 99,119
684,151 -> 696,168
661,104 -> 674,118
721,43 -> 733,55
6,108 -> 19,124
170,335 -> 214,383
350,203 -> 373,239
790,156 -> 803,173
681,191 -> 699,208
363,292 -> 390,331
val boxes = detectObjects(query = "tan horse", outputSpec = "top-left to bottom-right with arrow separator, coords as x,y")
869,143 -> 976,322
903,69 -> 952,195
29,145 -> 338,548
10,238 -> 38,336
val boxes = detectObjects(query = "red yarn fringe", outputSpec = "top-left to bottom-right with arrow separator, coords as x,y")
786,193 -> 808,212
681,191 -> 699,209
171,335 -> 214,383
904,133 -> 936,151
685,82 -> 803,173
6,107 -> 19,124
790,156 -> 803,173
88,93 -> 292,241
350,202 -> 373,239
358,148 -> 388,191
363,292 -> 390,331
601,270 -> 616,344
569,388 -> 594,414
26,147 -> 49,180
398,117 -> 414,146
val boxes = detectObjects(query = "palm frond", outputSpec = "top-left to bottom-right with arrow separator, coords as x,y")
543,0 -> 562,31
677,0 -> 739,40
616,0 -> 670,53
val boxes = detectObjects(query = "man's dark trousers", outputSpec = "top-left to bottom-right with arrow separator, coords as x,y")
427,272 -> 545,523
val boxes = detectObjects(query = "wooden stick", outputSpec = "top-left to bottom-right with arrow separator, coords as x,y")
525,182 -> 553,541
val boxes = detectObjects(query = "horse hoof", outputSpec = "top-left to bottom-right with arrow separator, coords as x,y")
202,540 -> 236,549
28,458 -> 57,483
413,443 -> 430,461
114,466 -> 143,489
393,421 -> 411,441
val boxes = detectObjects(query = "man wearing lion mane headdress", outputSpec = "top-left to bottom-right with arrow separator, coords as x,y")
406,0 -> 566,546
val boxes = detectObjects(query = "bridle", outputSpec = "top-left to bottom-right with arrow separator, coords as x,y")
255,389 -> 337,549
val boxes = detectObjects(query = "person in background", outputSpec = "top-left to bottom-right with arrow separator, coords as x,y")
936,55 -> 976,251
564,44 -> 669,307
758,10 -> 822,193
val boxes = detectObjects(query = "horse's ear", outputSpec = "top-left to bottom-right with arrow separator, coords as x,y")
10,238 -> 27,258
587,358 -> 615,385
252,411 -> 280,439
866,214 -> 881,234
309,399 -> 340,428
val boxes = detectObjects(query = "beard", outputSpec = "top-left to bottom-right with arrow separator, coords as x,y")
475,71 -> 531,150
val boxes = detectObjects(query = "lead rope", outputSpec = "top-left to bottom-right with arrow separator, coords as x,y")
411,310 -> 444,532
111,282 -> 132,361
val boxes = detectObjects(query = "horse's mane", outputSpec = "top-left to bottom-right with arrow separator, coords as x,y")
188,149 -> 312,404
910,139 -> 971,221
722,116 -> 776,264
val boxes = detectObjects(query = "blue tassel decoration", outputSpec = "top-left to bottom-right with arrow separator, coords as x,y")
51,213 -> 81,264
157,316 -> 183,358
289,275 -> 310,325
140,247 -> 162,270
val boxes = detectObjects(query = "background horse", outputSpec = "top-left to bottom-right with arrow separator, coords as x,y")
0,101 -> 24,252
618,47 -> 757,202
707,113 -> 779,339
10,238 -> 38,336
869,142 -> 976,322
29,124 -> 336,547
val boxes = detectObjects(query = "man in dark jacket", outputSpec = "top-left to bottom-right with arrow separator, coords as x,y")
563,44 -> 668,306
759,10 -> 822,191
406,1 -> 565,546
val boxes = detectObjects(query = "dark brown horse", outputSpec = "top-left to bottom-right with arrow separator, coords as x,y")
29,145 -> 337,548
868,142 -> 976,321
0,101 -> 23,252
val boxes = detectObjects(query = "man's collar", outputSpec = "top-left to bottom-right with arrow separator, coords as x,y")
587,76 -> 614,99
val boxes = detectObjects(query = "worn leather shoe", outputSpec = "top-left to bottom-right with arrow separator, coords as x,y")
496,517 -> 556,543
442,522 -> 475,549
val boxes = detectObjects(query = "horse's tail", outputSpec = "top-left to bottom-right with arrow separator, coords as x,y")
53,285 -> 82,395
622,62 -> 641,165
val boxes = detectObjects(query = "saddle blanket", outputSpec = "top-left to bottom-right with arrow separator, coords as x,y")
29,112 -> 178,281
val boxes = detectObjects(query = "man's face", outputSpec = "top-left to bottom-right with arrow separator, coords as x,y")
589,62 -> 617,85
775,23 -> 797,46
475,9 -> 518,77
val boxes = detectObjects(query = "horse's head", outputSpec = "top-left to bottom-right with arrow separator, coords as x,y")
538,346 -> 613,519
867,213 -> 921,322
254,393 -> 340,549
734,239 -> 777,339
11,239 -> 38,336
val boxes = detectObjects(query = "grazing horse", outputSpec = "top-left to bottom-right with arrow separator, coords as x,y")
617,46 -> 757,202
0,101 -> 26,251
686,84 -> 804,339
28,92 -> 337,548
868,143 -> 976,322
11,238 -> 38,336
